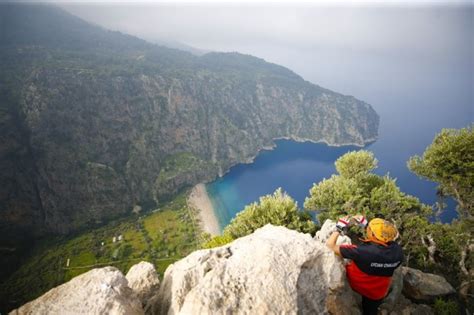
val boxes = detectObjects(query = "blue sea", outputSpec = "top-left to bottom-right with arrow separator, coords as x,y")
208,113 -> 470,229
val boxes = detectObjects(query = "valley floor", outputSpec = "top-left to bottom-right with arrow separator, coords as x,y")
0,191 -> 201,313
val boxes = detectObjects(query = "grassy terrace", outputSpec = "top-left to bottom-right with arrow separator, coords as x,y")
1,191 -> 202,309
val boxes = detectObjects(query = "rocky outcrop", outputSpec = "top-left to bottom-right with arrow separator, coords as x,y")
126,262 -> 161,307
380,298 -> 434,315
11,223 -> 459,315
146,224 -> 360,315
9,267 -> 143,315
401,267 -> 455,301
314,219 -> 352,245
379,268 -> 435,315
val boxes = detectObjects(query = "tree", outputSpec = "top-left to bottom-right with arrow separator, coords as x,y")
304,150 -> 431,225
335,150 -> 378,178
305,149 -> 472,307
408,126 -> 473,304
203,188 -> 316,248
408,126 -> 474,220
304,150 -> 464,281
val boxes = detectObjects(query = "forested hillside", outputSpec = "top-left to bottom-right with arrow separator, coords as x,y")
0,4 -> 378,247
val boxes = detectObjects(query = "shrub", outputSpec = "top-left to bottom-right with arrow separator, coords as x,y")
203,188 -> 316,248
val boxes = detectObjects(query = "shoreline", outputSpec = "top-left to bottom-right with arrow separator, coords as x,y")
187,136 -> 376,233
188,183 -> 221,236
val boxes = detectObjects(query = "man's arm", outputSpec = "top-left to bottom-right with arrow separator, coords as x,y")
326,231 -> 342,256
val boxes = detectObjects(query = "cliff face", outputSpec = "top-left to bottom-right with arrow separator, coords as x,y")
0,5 -> 379,238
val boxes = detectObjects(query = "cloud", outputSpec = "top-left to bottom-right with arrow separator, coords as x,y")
34,2 -> 468,101
59,3 -> 472,63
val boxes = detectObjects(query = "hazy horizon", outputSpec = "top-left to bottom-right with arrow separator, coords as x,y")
58,4 -> 472,113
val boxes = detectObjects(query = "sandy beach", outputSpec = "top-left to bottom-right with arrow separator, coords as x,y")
188,183 -> 221,236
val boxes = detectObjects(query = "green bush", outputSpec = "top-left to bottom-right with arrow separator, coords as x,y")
202,234 -> 234,249
204,188 -> 316,248
433,298 -> 459,315
304,150 -> 430,225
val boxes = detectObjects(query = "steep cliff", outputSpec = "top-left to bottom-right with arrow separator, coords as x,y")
0,5 -> 379,240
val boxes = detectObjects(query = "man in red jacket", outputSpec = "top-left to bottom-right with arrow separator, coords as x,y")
326,215 -> 403,315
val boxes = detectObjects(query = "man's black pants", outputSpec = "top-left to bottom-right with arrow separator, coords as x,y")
362,296 -> 383,315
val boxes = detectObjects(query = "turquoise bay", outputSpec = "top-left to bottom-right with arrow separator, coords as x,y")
207,140 -> 359,230
206,137 -> 459,232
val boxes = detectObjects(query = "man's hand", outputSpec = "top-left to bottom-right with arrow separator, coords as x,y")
352,214 -> 368,228
336,215 -> 351,234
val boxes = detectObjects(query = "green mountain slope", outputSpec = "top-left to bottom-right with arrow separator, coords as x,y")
0,4 -> 379,252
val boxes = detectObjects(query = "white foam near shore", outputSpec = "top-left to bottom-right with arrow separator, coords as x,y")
188,183 -> 221,236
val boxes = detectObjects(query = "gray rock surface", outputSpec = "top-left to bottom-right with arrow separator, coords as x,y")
10,267 -> 143,315
314,219 -> 352,245
380,272 -> 434,315
146,224 -> 360,315
126,261 -> 161,307
379,296 -> 434,315
402,267 -> 455,301
380,267 -> 404,312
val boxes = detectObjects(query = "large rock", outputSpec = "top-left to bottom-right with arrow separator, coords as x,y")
380,267 -> 404,312
146,224 -> 360,315
380,270 -> 434,315
379,296 -> 434,315
402,267 -> 455,301
10,267 -> 143,315
126,262 -> 160,307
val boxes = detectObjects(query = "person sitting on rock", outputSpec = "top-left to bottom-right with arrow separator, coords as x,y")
326,215 -> 403,315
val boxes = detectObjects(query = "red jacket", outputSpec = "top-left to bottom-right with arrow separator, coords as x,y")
339,242 -> 403,300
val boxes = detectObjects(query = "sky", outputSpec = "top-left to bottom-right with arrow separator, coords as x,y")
59,4 -> 472,59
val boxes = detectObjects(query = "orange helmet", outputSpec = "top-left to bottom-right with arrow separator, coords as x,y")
367,218 -> 399,244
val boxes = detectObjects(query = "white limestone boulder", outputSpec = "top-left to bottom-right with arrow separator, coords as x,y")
10,267 -> 143,315
126,261 -> 160,306
146,224 -> 360,315
314,219 -> 352,245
